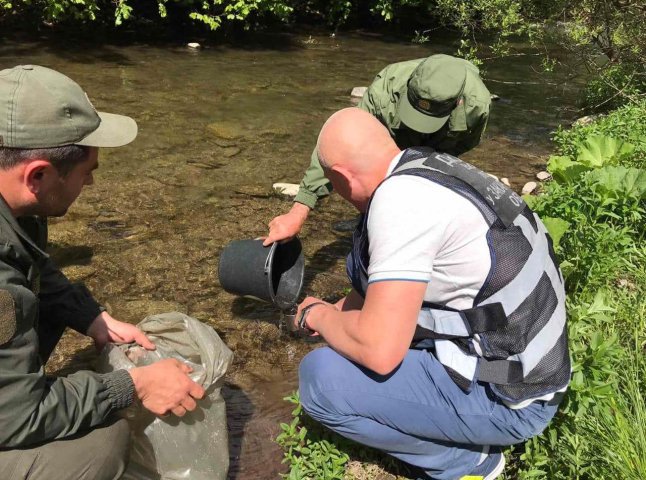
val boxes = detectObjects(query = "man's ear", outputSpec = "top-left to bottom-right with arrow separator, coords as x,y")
24,160 -> 55,195
331,163 -> 355,190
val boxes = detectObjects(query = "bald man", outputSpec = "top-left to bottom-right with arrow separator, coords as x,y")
294,108 -> 570,479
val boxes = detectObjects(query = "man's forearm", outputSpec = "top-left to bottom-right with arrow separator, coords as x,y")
306,305 -> 398,375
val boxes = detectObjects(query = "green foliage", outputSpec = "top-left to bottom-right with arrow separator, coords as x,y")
581,64 -> 646,113
587,166 -> 646,201
276,392 -> 350,479
539,217 -> 569,249
553,100 -> 646,170
516,107 -> 646,478
546,134 -> 636,183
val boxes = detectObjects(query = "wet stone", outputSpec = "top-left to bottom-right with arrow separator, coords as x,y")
206,121 -> 244,140
222,147 -> 241,157
214,139 -> 238,148
332,217 -> 360,232
187,159 -> 224,170
522,181 -> 538,195
351,86 -> 367,98
272,183 -> 299,197
536,171 -> 551,181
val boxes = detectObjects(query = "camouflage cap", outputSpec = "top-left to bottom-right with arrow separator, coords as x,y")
399,54 -> 467,134
0,65 -> 137,148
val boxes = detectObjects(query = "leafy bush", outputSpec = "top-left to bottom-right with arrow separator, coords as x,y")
581,64 -> 646,113
276,392 -> 350,479
518,112 -> 646,478
553,101 -> 646,170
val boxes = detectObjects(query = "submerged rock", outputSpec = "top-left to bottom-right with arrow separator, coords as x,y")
206,122 -> 244,140
187,42 -> 201,49
222,147 -> 241,157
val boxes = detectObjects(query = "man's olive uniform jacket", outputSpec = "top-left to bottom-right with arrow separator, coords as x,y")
0,195 -> 133,448
294,57 -> 491,209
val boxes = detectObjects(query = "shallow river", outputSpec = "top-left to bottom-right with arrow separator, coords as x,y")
1,31 -> 582,478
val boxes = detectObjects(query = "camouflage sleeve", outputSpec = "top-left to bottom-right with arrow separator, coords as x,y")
294,147 -> 333,209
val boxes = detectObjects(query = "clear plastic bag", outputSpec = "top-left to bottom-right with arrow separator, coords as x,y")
98,312 -> 233,480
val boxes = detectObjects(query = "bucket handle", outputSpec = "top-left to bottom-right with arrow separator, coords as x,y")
263,243 -> 275,274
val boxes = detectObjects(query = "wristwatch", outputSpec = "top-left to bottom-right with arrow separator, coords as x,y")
296,302 -> 325,334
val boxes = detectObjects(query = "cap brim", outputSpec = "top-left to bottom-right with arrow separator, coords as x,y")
399,93 -> 449,134
75,112 -> 138,148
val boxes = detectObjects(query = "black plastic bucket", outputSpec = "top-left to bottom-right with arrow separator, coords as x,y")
218,238 -> 305,310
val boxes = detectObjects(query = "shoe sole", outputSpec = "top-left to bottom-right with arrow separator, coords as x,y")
485,454 -> 505,480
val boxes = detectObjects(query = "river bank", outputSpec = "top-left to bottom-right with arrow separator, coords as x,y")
0,31 -> 587,478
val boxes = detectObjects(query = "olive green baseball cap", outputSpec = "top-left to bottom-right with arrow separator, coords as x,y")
399,54 -> 467,134
0,65 -> 137,149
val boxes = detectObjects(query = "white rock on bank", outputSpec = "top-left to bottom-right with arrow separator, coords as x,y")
536,171 -> 551,181
351,86 -> 367,99
273,183 -> 300,197
487,173 -> 499,181
573,114 -> 601,126
501,177 -> 511,187
522,181 -> 538,195
187,42 -> 201,49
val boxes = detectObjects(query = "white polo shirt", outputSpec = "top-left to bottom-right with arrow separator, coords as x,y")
366,152 -> 492,310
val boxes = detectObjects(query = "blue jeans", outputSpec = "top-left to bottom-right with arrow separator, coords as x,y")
299,347 -> 560,480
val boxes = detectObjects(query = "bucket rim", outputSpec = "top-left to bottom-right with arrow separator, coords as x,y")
265,238 -> 304,309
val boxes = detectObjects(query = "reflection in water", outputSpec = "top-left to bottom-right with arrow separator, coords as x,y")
1,32 -> 582,478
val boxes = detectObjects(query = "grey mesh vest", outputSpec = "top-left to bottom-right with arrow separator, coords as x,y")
349,147 -> 571,404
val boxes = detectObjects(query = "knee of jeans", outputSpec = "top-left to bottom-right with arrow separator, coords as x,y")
298,348 -> 341,421
93,418 -> 130,480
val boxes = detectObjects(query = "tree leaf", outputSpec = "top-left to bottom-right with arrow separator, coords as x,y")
576,135 -> 635,168
542,216 -> 571,249
547,155 -> 590,183
587,166 -> 646,199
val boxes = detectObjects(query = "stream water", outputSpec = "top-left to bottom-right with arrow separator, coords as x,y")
1,30 -> 582,478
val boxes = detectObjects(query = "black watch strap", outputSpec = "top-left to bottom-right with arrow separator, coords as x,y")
297,302 -> 326,333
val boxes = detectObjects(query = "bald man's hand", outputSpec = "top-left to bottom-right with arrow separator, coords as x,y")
264,203 -> 310,246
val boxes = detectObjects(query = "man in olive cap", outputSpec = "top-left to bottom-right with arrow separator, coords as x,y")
0,65 -> 205,480
265,54 -> 491,245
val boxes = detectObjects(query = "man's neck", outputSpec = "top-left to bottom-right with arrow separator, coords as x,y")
0,173 -> 26,218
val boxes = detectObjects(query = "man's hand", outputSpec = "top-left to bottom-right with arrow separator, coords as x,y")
295,296 -> 334,333
86,311 -> 155,352
264,203 -> 311,246
129,359 -> 205,417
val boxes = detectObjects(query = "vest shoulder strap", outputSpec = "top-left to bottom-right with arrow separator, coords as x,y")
393,147 -> 526,227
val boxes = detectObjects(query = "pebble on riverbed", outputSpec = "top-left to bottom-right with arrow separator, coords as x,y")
187,42 -> 201,49
501,177 -> 511,187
